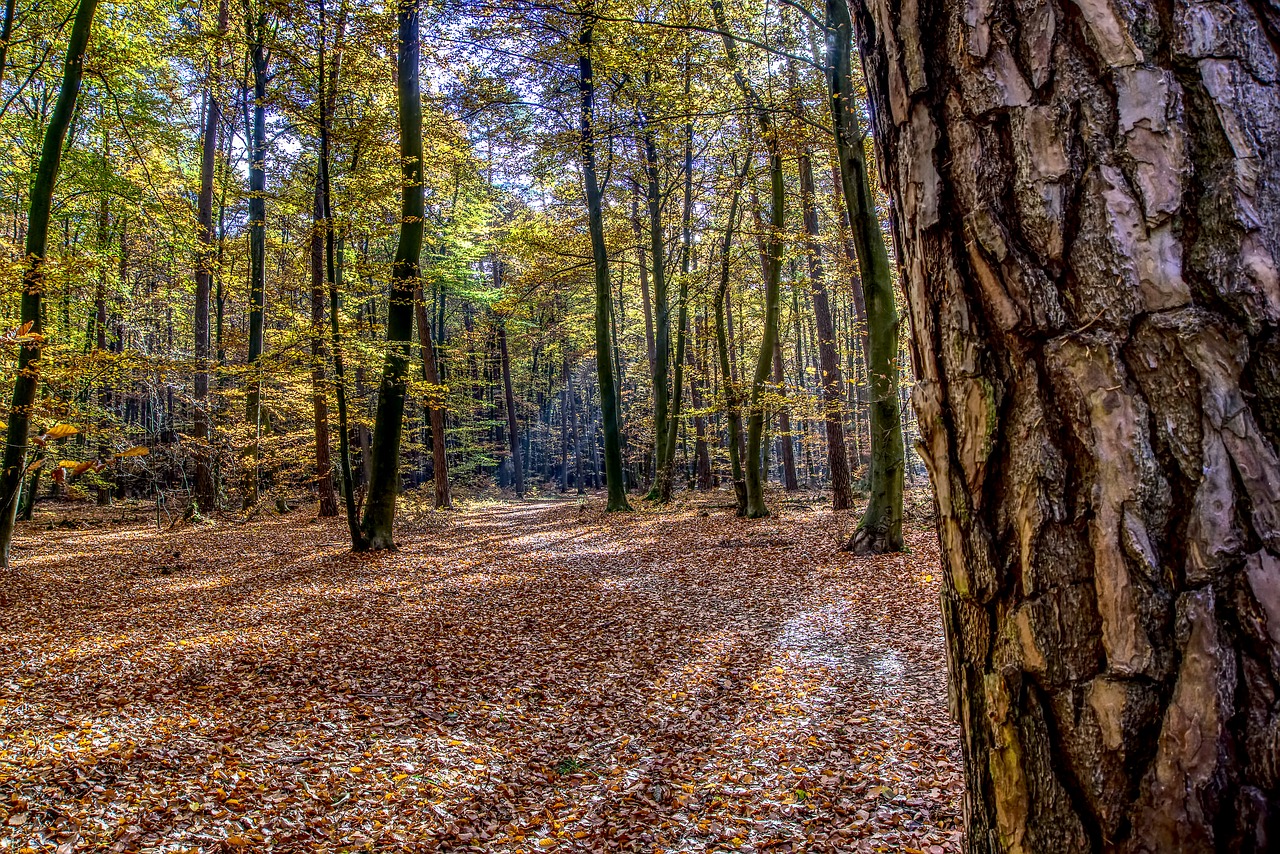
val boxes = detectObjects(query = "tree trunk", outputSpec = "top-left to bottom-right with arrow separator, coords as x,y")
855,0 -> 1280,849
714,0 -> 783,520
192,0 -> 226,515
632,187 -> 656,376
0,0 -> 99,568
310,179 -> 338,518
800,150 -> 853,510
358,0 -> 422,550
827,0 -> 903,553
772,335 -> 799,491
579,15 -> 629,512
639,109 -> 671,503
244,1 -> 268,439
495,311 -> 523,498
415,280 -> 451,509
714,156 -> 750,515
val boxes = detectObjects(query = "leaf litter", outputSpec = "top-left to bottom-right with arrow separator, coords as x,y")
1,492 -> 962,852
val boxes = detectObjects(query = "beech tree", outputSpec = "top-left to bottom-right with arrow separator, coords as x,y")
359,0 -> 423,549
855,0 -> 1280,847
0,0 -> 100,568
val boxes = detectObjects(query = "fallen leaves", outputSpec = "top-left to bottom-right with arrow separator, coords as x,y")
1,490 -> 962,852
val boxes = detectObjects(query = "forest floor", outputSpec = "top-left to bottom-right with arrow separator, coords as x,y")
1,489 -> 962,853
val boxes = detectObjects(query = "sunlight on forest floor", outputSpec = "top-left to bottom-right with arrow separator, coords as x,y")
1,491 -> 961,853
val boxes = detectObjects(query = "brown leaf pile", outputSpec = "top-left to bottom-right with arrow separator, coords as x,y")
1,493 -> 962,853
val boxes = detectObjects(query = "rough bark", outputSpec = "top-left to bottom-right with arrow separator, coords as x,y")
854,0 -> 1280,849
0,0 -> 98,568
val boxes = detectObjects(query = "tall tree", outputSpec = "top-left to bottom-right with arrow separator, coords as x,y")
244,0 -> 270,440
856,0 -> 1280,848
826,0 -> 903,552
578,10 -> 630,512
799,148 -> 852,510
714,0 -> 784,519
358,0 -> 423,549
713,155 -> 750,515
193,0 -> 229,514
0,0 -> 100,568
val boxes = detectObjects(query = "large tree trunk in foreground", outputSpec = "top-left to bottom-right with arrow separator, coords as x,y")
855,0 -> 1280,850
0,0 -> 99,568
359,0 -> 422,550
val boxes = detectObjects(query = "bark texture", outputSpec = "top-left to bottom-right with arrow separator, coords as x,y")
854,0 -> 1280,849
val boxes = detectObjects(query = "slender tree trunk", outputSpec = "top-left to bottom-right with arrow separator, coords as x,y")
0,0 -> 16,93
632,188 -> 656,376
317,0 -> 359,543
771,335 -> 799,491
244,1 -> 269,439
191,0 -> 227,514
415,280 -> 451,508
495,305 -> 523,498
714,0 -> 782,519
826,0 -> 903,552
579,15 -> 629,511
309,179 -> 338,517
855,0 -> 1280,849
0,0 -> 98,568
640,111 -> 671,502
800,150 -> 852,509
714,158 -> 749,515
571,365 -> 583,494
358,0 -> 422,550
692,320 -> 712,491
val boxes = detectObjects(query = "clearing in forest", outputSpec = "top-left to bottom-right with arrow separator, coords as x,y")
1,496 -> 961,852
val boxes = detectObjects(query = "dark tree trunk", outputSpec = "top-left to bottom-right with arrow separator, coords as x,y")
0,0 -> 98,567
309,179 -> 338,518
415,281 -> 451,509
714,0 -> 783,519
244,1 -> 268,438
772,335 -> 799,491
192,0 -> 227,514
714,156 -> 750,515
855,0 -> 1280,849
359,0 -> 422,550
827,0 -> 903,552
800,150 -> 853,510
579,15 -> 629,512
639,109 -> 672,503
495,309 -> 523,498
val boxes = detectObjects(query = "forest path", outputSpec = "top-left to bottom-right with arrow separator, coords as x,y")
1,493 -> 962,853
